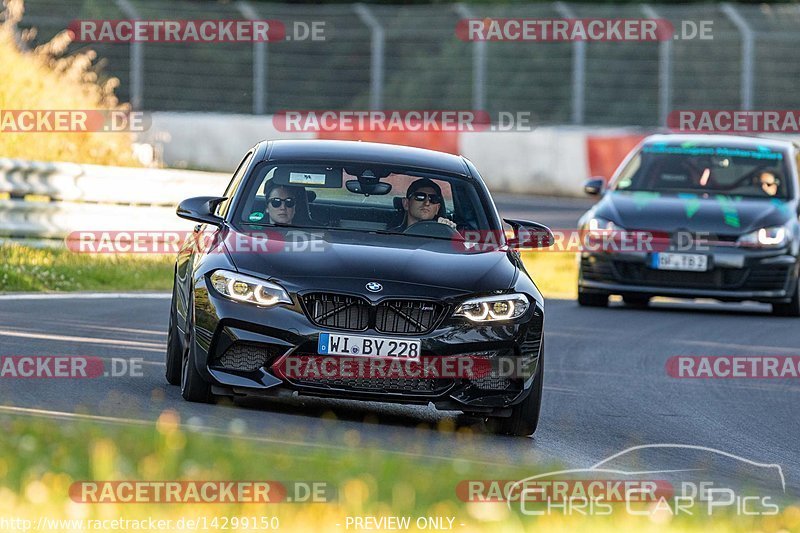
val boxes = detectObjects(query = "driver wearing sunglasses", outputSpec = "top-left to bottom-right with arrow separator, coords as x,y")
394,178 -> 457,231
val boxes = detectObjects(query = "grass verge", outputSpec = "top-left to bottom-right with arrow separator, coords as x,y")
0,242 -> 580,297
0,415 -> 797,532
0,242 -> 173,292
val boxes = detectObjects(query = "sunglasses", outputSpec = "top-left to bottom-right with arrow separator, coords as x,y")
409,192 -> 443,204
269,197 -> 296,208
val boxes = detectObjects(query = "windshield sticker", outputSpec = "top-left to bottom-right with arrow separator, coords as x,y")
642,144 -> 783,160
289,171 -> 327,185
677,193 -> 701,218
716,195 -> 741,228
248,211 -> 265,222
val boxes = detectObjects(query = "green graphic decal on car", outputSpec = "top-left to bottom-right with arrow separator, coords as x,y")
248,212 -> 265,222
631,191 -> 661,210
771,198 -> 792,217
678,193 -> 701,218
716,195 -> 741,228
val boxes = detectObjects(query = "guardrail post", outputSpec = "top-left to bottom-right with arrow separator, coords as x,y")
722,3 -> 755,111
555,2 -> 585,125
237,0 -> 268,114
642,5 -> 671,126
354,3 -> 384,110
114,0 -> 144,110
454,4 -> 486,112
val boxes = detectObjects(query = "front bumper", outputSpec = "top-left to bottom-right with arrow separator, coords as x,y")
191,285 -> 544,413
579,248 -> 798,303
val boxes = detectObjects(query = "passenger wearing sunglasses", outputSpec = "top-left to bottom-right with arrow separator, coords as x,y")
263,180 -> 300,225
394,178 -> 457,231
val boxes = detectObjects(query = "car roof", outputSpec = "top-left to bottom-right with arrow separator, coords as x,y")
642,133 -> 797,152
257,139 -> 470,175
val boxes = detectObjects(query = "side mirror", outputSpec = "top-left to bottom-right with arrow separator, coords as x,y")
584,177 -> 606,196
503,218 -> 555,249
176,196 -> 227,227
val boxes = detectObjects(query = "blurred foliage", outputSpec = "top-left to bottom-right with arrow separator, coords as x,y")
0,0 -> 139,165
0,415 -> 799,531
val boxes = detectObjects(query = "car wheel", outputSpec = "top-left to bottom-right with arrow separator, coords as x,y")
577,290 -> 608,307
772,279 -> 800,317
180,306 -> 214,403
165,283 -> 183,385
622,294 -> 650,308
489,341 -> 544,437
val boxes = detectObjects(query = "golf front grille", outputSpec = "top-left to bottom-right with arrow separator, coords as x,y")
302,293 -> 445,334
211,343 -> 285,372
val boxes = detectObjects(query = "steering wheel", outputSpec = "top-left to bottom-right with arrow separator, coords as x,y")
403,220 -> 461,239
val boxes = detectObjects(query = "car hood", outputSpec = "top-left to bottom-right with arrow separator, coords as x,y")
596,191 -> 794,235
223,228 -> 517,298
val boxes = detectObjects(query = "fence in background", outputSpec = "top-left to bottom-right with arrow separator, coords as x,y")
17,1 -> 800,127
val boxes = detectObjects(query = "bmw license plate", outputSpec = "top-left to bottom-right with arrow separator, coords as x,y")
650,252 -> 708,272
318,333 -> 420,359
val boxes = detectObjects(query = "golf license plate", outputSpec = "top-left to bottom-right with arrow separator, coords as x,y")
318,333 -> 420,359
650,252 -> 709,272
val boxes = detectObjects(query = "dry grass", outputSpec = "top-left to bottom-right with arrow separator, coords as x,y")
0,0 -> 138,165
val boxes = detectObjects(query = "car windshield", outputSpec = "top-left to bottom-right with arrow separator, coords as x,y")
231,162 -> 496,238
614,144 -> 791,199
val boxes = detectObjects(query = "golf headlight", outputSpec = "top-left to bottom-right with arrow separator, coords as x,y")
210,270 -> 291,306
454,294 -> 530,322
586,217 -> 622,233
737,224 -> 789,248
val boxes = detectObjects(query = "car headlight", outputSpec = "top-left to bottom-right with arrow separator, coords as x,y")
453,293 -> 530,322
210,270 -> 292,306
737,224 -> 790,248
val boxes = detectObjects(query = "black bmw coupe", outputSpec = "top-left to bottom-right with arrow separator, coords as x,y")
579,134 -> 800,315
166,140 -> 552,436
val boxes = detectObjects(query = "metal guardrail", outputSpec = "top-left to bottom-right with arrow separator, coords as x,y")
0,159 -> 229,238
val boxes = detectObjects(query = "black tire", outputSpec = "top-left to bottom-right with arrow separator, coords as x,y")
772,279 -> 800,317
622,294 -> 650,308
165,283 -> 183,385
180,306 -> 214,403
489,342 -> 544,437
578,290 -> 608,307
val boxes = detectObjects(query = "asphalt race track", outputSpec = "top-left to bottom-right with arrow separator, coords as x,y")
1,195 -> 797,500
